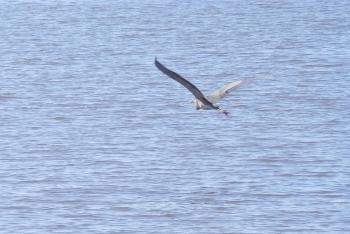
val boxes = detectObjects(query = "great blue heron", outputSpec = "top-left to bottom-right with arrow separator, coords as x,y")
155,58 -> 246,116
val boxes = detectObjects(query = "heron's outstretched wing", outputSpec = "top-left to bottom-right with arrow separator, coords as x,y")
155,58 -> 218,109
206,80 -> 246,104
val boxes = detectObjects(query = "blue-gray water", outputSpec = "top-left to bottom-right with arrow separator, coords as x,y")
1,1 -> 350,233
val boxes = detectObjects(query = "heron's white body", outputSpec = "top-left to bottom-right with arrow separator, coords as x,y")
192,80 -> 246,110
192,99 -> 209,109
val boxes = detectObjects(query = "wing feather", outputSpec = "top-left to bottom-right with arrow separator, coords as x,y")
155,58 -> 217,109
206,80 -> 246,104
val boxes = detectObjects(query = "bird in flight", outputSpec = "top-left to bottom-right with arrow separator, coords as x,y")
154,58 -> 247,116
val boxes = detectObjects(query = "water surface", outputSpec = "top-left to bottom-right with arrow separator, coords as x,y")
1,0 -> 350,233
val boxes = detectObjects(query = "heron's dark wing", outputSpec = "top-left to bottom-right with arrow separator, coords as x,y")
155,58 -> 206,100
155,58 -> 217,109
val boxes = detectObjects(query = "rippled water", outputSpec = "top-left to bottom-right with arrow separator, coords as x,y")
1,0 -> 350,233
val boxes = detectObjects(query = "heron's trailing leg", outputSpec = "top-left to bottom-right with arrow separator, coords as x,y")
216,107 -> 229,116
220,110 -> 229,116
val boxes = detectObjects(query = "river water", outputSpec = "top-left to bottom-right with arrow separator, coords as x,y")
1,0 -> 349,233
